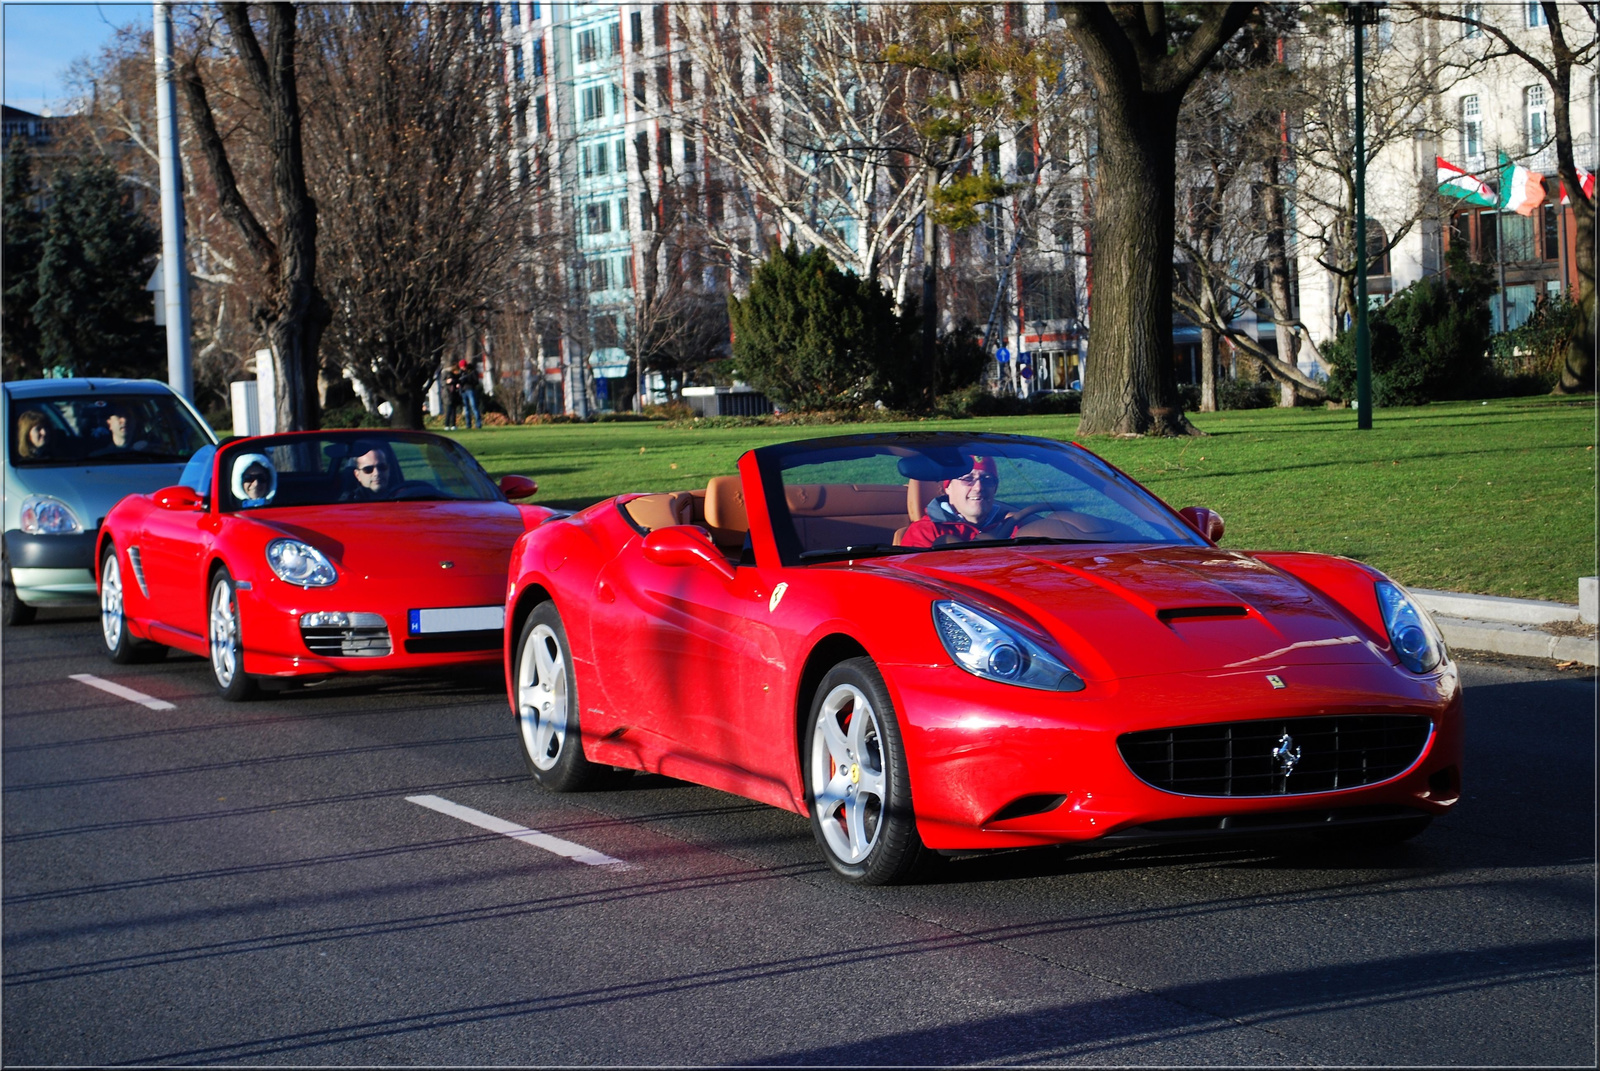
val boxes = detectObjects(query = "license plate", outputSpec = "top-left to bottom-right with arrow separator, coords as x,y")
408,605 -> 505,635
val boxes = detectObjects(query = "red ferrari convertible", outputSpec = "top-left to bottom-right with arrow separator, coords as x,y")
503,432 -> 1462,884
97,430 -> 549,700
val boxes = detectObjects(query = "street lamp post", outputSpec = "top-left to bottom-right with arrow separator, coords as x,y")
1348,1 -> 1383,430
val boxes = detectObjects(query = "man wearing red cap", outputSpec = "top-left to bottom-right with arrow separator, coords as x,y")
901,455 -> 1022,547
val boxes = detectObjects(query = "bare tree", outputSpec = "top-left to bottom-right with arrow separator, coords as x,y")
297,4 -> 538,428
1059,2 -> 1254,437
177,2 -> 327,431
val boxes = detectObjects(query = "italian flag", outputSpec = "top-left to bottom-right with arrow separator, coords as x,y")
1437,156 -> 1495,207
1560,166 -> 1596,204
1499,152 -> 1546,216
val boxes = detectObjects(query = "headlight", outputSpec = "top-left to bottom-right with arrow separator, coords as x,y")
1375,580 -> 1444,673
266,539 -> 337,587
18,495 -> 83,535
932,600 -> 1085,692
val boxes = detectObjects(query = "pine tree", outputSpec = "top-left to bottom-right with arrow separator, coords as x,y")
2,142 -> 45,378
30,159 -> 162,378
728,245 -> 917,411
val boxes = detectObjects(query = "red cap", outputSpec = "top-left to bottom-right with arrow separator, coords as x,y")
943,455 -> 997,488
458,359 -> 470,368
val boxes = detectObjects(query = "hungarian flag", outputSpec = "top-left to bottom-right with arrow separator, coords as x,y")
1437,156 -> 1495,207
1499,152 -> 1546,216
1560,166 -> 1596,204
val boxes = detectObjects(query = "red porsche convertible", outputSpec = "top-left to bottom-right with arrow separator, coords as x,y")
97,430 -> 549,700
503,432 -> 1461,884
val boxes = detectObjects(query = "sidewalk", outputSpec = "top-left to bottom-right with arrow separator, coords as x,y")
1413,580 -> 1598,667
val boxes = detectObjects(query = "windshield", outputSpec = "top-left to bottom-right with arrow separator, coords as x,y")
216,432 -> 502,512
756,435 -> 1203,564
9,392 -> 213,467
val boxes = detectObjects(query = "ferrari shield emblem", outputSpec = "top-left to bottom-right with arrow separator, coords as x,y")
1266,674 -> 1286,689
769,582 -> 788,613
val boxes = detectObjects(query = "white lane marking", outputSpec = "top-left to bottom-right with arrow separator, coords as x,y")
69,674 -> 176,711
406,794 -> 631,870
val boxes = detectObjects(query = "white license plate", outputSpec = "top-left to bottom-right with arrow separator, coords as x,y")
408,605 -> 505,635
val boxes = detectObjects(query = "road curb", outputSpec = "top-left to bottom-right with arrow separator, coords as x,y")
1432,615 -> 1599,667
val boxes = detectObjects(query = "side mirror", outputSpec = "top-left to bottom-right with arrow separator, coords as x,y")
500,474 -> 538,499
1179,506 -> 1225,543
642,525 -> 736,582
155,485 -> 205,511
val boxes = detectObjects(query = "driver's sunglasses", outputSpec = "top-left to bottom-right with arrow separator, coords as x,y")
356,462 -> 390,474
242,471 -> 269,485
952,473 -> 997,487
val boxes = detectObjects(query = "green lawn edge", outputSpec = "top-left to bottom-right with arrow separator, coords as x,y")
455,394 -> 1597,604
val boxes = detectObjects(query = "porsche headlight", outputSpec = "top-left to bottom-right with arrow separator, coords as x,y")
266,539 -> 337,587
1375,580 -> 1444,673
932,600 -> 1085,692
18,495 -> 83,535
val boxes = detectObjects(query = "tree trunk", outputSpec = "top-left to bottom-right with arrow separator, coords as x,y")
1079,94 -> 1195,436
1264,154 -> 1299,407
921,167 -> 939,409
1199,285 -> 1218,412
391,388 -> 426,429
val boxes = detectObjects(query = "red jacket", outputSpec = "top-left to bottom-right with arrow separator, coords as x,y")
900,498 -> 1021,547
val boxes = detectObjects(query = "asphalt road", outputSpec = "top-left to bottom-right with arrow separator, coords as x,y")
3,609 -> 1594,1066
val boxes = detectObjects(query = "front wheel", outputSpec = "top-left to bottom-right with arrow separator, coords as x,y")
208,568 -> 257,701
3,546 -> 35,626
514,601 -> 607,791
805,657 -> 927,884
100,545 -> 164,663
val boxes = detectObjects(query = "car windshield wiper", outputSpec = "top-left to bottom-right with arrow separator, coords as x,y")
797,543 -> 928,563
981,535 -> 1105,547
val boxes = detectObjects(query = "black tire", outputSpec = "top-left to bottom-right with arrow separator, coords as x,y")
804,657 -> 928,885
513,601 -> 607,791
99,544 -> 165,663
3,547 -> 36,626
207,567 -> 257,701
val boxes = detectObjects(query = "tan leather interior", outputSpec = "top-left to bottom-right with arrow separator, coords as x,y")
783,483 -> 908,550
704,476 -> 748,550
906,479 -> 941,521
622,491 -> 694,532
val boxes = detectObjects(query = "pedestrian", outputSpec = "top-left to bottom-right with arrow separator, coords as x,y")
456,359 -> 483,430
444,364 -> 463,430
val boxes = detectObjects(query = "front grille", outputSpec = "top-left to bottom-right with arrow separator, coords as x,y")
1118,715 -> 1431,797
300,612 -> 392,657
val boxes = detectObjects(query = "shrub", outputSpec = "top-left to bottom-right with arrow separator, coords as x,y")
1216,376 -> 1275,410
1325,251 -> 1494,406
727,244 -> 916,411
482,412 -> 510,426
321,402 -> 388,429
1489,293 -> 1581,394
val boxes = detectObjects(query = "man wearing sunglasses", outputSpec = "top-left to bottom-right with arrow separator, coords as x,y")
339,441 -> 398,502
901,455 -> 1023,547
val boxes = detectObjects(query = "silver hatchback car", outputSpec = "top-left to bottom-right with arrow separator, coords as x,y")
3,378 -> 216,625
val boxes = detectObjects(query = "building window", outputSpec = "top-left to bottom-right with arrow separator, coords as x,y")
1365,218 -> 1390,276
611,83 -> 622,113
656,65 -> 670,105
658,130 -> 673,169
1526,1 -> 1546,27
586,202 -> 611,234
1525,84 -> 1548,150
512,45 -> 524,81
620,256 -> 636,289
635,131 -> 650,167
754,56 -> 769,86
1542,200 -> 1559,260
618,198 -> 629,231
653,4 -> 669,46
510,2 -> 520,26
1501,211 -> 1536,261
634,71 -> 647,106
1461,2 -> 1481,36
1461,95 -> 1481,158
533,39 -> 545,77
630,11 -> 643,48
683,135 -> 696,166
1016,124 -> 1036,176
640,191 -> 653,228
577,27 -> 598,63
594,142 -> 609,175
531,2 -> 540,20
535,95 -> 549,135
582,84 -> 605,121
679,61 -> 694,100
589,258 -> 611,291
609,21 -> 621,56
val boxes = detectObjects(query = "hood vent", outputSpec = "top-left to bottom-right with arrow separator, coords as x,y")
1157,605 -> 1249,624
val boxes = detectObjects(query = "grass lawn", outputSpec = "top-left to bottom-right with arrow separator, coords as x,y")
453,394 -> 1596,603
